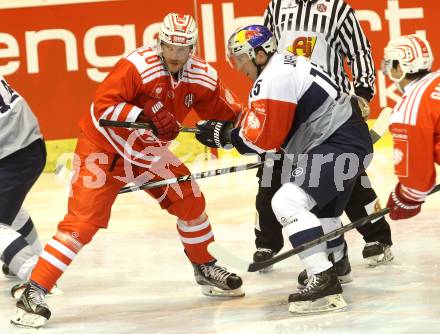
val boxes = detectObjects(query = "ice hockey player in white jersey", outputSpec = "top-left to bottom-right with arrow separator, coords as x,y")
196,25 -> 373,314
0,75 -> 46,283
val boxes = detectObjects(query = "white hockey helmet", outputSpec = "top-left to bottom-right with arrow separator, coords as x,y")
227,25 -> 276,65
158,13 -> 198,47
382,34 -> 433,78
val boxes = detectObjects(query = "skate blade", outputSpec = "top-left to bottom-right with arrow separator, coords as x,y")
201,285 -> 245,297
366,252 -> 394,267
11,308 -> 48,329
288,293 -> 347,314
338,273 -> 353,284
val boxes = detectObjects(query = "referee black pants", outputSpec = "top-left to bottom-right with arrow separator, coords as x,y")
254,157 -> 392,253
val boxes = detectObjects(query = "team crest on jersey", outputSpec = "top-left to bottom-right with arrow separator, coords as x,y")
392,148 -> 404,165
317,4 -> 327,12
287,36 -> 317,58
245,112 -> 261,130
184,93 -> 195,108
152,83 -> 166,99
252,101 -> 266,115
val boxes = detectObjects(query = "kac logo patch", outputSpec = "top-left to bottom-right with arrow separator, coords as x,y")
184,93 -> 195,108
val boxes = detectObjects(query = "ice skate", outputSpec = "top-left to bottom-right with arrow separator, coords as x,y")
363,242 -> 394,267
11,282 -> 51,329
253,248 -> 277,273
297,247 -> 352,289
11,282 -> 62,299
289,267 -> 347,314
193,260 -> 244,297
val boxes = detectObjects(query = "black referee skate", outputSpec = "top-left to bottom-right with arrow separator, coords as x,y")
362,242 -> 394,267
11,282 -> 51,329
298,246 -> 352,288
289,267 -> 347,314
253,248 -> 278,273
193,260 -> 244,297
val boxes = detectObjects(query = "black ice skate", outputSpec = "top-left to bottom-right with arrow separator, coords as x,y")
193,260 -> 244,297
10,282 -> 51,329
289,267 -> 347,314
362,241 -> 394,267
297,246 -> 352,289
253,248 -> 278,273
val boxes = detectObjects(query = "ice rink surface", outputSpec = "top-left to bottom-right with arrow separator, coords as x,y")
1,147 -> 439,334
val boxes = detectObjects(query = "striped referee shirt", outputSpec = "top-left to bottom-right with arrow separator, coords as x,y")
264,0 -> 375,101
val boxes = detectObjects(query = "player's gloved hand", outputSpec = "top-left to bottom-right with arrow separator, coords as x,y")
139,100 -> 180,141
195,120 -> 234,148
357,96 -> 370,120
386,183 -> 424,220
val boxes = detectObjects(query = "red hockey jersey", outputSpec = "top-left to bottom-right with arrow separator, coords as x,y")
79,44 -> 245,167
389,70 -> 440,202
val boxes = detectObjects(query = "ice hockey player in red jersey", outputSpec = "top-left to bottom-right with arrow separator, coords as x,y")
196,25 -> 373,314
11,13 -> 245,329
382,34 -> 439,220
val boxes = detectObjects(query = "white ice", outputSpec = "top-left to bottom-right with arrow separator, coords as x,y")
1,147 -> 439,334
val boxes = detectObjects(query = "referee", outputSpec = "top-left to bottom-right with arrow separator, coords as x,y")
253,0 -> 393,272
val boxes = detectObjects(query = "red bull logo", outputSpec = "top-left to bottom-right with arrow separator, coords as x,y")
236,29 -> 262,44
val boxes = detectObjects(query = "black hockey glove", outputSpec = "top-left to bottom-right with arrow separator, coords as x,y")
195,120 -> 233,148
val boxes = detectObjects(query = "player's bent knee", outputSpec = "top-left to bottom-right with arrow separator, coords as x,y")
56,221 -> 100,251
271,183 -> 316,226
167,194 -> 206,222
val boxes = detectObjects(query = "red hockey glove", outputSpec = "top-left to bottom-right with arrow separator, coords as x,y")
387,183 -> 424,220
139,100 -> 180,141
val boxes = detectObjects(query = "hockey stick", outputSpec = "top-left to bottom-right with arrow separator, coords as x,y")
98,119 -> 199,134
117,107 -> 392,194
369,107 -> 392,143
208,184 -> 440,272
118,161 -> 265,194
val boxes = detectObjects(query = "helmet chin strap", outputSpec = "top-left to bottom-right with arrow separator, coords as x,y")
388,71 -> 406,93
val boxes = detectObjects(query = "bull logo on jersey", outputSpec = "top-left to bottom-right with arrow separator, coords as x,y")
245,112 -> 261,130
287,36 -> 317,58
184,93 -> 195,108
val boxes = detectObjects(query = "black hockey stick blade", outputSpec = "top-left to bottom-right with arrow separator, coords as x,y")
98,118 -> 199,134
209,184 -> 440,272
119,161 -> 265,194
